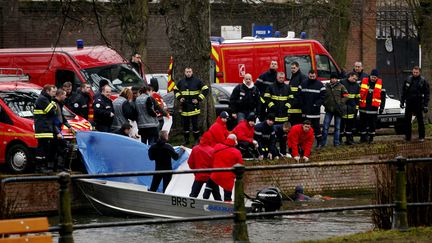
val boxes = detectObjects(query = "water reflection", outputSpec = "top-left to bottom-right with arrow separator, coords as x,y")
53,197 -> 374,242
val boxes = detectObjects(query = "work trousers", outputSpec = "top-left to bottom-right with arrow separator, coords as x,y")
359,112 -> 377,135
150,173 -> 172,193
405,104 -> 425,140
189,180 -> 206,198
139,127 -> 159,145
182,115 -> 199,133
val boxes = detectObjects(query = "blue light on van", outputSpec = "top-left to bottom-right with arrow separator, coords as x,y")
76,39 -> 84,49
300,32 -> 307,39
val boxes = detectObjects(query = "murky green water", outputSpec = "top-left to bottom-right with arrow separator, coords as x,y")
51,197 -> 374,242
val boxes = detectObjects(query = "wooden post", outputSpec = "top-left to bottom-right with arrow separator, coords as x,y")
58,172 -> 74,243
393,156 -> 408,231
232,164 -> 249,242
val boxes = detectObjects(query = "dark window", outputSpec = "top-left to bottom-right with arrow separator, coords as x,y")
315,55 -> 338,79
56,70 -> 80,90
284,55 -> 312,80
0,105 -> 13,125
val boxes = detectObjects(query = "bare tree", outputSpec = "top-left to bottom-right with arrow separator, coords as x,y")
160,0 -> 215,131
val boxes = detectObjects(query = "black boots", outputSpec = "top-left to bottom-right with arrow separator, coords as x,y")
183,132 -> 190,146
345,134 -> 354,145
368,134 -> 374,144
193,132 -> 200,145
360,134 -> 368,143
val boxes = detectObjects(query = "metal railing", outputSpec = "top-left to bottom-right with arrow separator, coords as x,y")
2,156 -> 432,243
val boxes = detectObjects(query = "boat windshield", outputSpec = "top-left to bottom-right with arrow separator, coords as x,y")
81,64 -> 145,93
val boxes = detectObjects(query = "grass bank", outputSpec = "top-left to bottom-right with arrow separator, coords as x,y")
301,227 -> 432,243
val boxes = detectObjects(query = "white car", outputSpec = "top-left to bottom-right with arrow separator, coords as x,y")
320,80 -> 405,134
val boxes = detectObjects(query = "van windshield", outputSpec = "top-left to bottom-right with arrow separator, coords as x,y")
82,64 -> 145,93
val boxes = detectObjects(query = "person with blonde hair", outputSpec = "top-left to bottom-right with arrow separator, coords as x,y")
111,87 -> 137,133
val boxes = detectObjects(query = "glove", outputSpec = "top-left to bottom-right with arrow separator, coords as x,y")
258,155 -> 264,161
424,107 -> 429,113
274,156 -> 279,160
303,156 -> 310,162
285,153 -> 292,159
379,109 -> 384,114
400,102 -> 405,109
294,156 -> 300,162
268,153 -> 273,160
252,140 -> 258,148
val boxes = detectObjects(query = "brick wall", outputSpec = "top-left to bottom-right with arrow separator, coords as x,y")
244,161 -> 377,196
345,0 -> 377,73
1,1 -> 376,75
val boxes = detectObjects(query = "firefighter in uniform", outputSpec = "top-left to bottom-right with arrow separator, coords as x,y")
299,70 -> 326,147
254,114 -> 278,160
400,66 -> 430,142
256,60 -> 279,121
93,85 -> 115,132
229,73 -> 260,122
340,72 -> 360,145
174,67 -> 209,145
359,69 -> 386,144
264,72 -> 291,156
288,61 -> 307,125
34,84 -> 58,172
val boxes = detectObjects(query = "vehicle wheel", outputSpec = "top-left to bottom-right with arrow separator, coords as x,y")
394,124 -> 406,135
6,144 -> 31,173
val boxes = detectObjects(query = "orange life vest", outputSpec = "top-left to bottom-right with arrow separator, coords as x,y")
359,77 -> 382,108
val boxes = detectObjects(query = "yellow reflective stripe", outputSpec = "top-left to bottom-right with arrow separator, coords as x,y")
201,85 -> 209,91
268,102 -> 275,108
342,114 -> 355,119
263,93 -> 271,98
0,131 -> 34,137
211,46 -> 219,62
175,93 -> 181,98
375,84 -> 382,89
44,101 -> 56,113
260,97 -> 266,104
290,87 -> 299,92
33,109 -> 45,115
288,95 -> 294,99
198,94 -> 205,100
35,133 -> 54,138
275,117 -> 289,122
355,94 -> 361,98
285,103 -> 291,108
168,82 -> 176,91
347,94 -> 356,99
288,109 -> 302,113
373,98 -> 381,102
360,84 -> 368,89
181,90 -> 200,96
181,110 -> 200,116
355,105 -> 359,109
271,95 -> 288,101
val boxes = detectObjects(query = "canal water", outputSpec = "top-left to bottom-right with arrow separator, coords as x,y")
51,197 -> 374,242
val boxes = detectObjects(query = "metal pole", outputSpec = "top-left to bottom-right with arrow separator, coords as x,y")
393,156 -> 408,231
58,172 -> 74,243
232,164 -> 249,242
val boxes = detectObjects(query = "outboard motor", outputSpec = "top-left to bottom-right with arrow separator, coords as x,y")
251,187 -> 283,212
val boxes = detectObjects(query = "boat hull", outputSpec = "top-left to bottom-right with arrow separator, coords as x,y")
76,179 -> 235,218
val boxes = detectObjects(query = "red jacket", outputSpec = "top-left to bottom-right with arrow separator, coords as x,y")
208,117 -> 229,146
188,132 -> 214,182
287,124 -> 314,157
232,120 -> 254,143
210,138 -> 243,192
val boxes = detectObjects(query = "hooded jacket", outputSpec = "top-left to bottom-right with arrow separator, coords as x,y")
323,81 -> 348,115
232,120 -> 254,144
287,124 -> 314,157
210,138 -> 243,191
208,117 -> 229,146
188,132 -> 214,182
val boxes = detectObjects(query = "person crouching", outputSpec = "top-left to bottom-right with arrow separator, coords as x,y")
203,134 -> 243,202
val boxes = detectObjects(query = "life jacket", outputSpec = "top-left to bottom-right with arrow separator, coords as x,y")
359,77 -> 382,108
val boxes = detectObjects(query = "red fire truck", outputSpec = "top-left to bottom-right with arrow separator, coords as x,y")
0,45 -> 146,119
210,37 -> 342,83
0,69 -> 92,173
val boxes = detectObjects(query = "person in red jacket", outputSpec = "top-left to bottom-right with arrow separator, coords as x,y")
232,113 -> 258,158
203,134 -> 243,202
287,120 -> 314,163
207,111 -> 230,146
188,131 -> 214,198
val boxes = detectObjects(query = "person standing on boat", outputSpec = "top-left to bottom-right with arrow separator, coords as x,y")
203,134 -> 243,202
148,130 -> 185,193
188,131 -> 214,198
